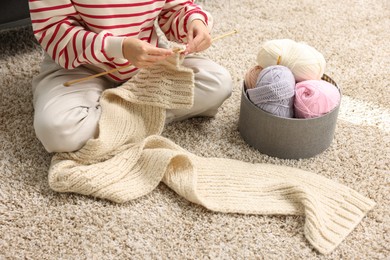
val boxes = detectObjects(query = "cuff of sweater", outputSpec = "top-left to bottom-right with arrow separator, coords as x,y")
103,36 -> 126,60
186,12 -> 213,33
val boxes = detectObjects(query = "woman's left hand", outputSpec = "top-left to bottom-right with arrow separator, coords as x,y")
185,20 -> 212,54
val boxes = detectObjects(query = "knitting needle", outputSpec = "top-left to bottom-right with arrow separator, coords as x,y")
63,30 -> 238,87
63,48 -> 183,87
210,29 -> 238,43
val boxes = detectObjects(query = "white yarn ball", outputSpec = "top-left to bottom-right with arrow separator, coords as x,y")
256,39 -> 326,82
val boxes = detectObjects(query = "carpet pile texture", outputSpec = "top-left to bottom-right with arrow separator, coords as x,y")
0,0 -> 389,259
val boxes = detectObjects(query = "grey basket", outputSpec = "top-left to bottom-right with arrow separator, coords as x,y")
238,74 -> 341,159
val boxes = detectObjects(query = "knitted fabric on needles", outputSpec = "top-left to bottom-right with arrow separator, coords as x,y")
246,65 -> 295,118
48,54 -> 374,255
257,39 -> 326,82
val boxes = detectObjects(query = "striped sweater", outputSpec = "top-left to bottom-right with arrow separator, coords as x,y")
28,0 -> 212,81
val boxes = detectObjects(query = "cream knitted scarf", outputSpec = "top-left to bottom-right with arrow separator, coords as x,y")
48,54 -> 375,254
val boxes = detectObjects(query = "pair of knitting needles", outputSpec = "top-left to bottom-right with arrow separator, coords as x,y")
63,29 -> 238,87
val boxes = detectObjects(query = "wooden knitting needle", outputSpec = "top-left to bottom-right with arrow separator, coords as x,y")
209,29 -> 238,43
63,29 -> 238,87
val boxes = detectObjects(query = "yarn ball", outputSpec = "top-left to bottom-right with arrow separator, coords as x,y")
246,65 -> 296,118
256,39 -> 326,82
294,80 -> 341,118
244,65 -> 263,89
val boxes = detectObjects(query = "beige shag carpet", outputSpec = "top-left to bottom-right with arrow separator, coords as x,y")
1,0 -> 389,259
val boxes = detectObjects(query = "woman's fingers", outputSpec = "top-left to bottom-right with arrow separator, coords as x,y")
123,38 -> 174,68
147,46 -> 173,56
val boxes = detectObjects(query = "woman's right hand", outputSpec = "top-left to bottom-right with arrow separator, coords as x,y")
122,38 -> 173,68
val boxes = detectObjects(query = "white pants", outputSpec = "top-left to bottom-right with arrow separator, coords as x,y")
32,54 -> 232,153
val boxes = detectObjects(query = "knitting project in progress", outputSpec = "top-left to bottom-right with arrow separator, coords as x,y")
48,54 -> 375,255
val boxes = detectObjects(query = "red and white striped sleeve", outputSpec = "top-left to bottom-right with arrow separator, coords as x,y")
28,0 -> 124,69
158,0 -> 213,43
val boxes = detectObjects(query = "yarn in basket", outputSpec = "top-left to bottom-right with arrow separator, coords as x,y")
294,79 -> 341,118
257,39 -> 326,82
246,65 -> 296,118
244,65 -> 263,89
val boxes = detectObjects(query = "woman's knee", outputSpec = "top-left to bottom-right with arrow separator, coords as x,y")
34,104 -> 101,153
205,66 -> 233,103
32,67 -> 109,152
183,56 -> 233,100
193,62 -> 233,109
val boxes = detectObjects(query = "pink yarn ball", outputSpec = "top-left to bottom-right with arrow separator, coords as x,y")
244,65 -> 263,89
294,80 -> 340,118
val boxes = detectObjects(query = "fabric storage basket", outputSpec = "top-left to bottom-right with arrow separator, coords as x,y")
238,74 -> 341,159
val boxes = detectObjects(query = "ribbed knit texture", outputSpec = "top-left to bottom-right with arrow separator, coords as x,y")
48,54 -> 375,255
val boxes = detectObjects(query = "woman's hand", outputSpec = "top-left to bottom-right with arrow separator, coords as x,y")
185,20 -> 212,54
122,38 -> 173,68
